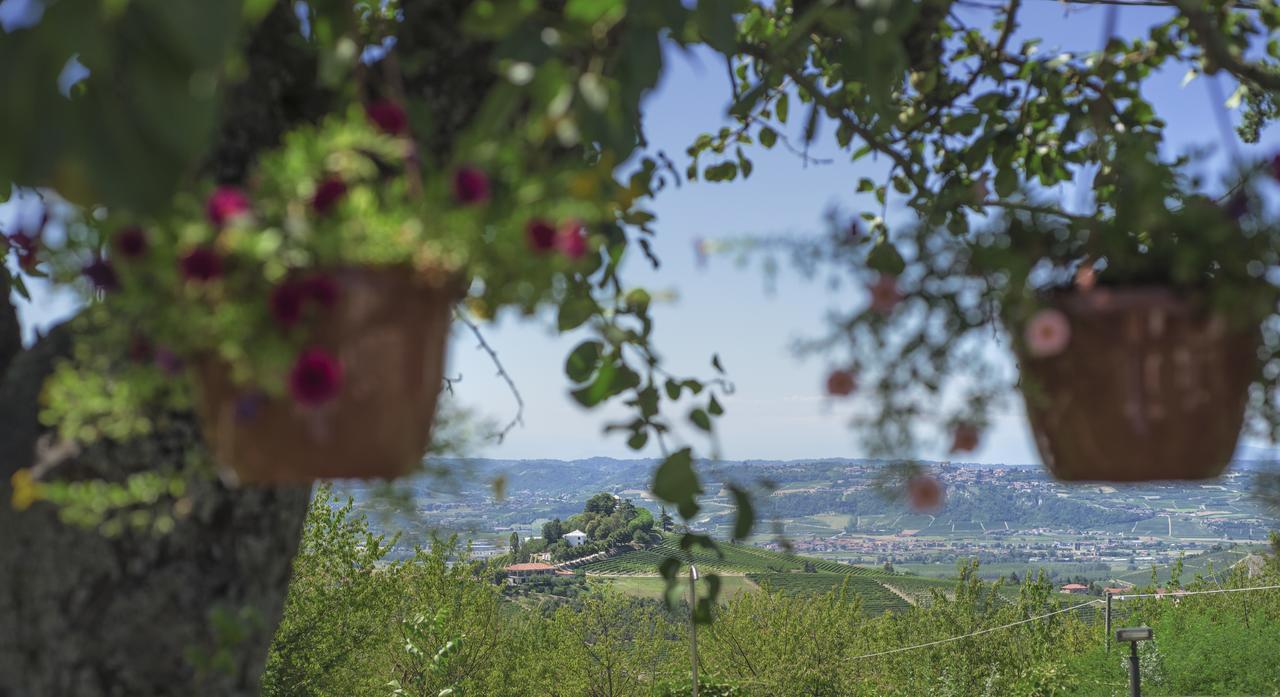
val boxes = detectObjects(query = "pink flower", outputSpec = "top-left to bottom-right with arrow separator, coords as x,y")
453,166 -> 491,204
526,219 -> 556,253
180,246 -> 224,283
113,226 -> 148,259
868,275 -> 904,315
1024,308 -> 1071,358
311,177 -> 348,216
206,186 -> 250,227
951,423 -> 980,454
907,475 -> 945,512
82,257 -> 118,291
557,221 -> 587,260
289,348 -> 344,406
1074,265 -> 1096,292
365,100 -> 408,135
825,369 -> 856,397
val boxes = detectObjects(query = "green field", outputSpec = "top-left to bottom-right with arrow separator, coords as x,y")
747,573 -> 913,614
596,575 -> 758,602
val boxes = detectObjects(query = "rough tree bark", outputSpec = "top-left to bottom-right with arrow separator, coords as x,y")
0,5 -> 323,696
0,3 -> 499,694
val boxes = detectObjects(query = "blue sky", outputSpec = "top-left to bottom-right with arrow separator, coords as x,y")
7,2 -> 1280,464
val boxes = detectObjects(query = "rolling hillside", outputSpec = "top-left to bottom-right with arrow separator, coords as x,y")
581,536 -> 959,615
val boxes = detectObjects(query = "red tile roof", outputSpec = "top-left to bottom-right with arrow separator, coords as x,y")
507,563 -> 555,572
1061,583 -> 1089,590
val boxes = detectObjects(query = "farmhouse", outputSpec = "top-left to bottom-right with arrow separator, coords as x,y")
563,529 -> 588,547
506,562 -> 556,584
1060,583 -> 1090,594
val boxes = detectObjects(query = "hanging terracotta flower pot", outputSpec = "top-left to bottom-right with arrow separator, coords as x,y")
195,266 -> 460,484
1013,287 -> 1259,482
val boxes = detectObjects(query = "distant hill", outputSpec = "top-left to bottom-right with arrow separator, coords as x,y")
580,535 -> 964,615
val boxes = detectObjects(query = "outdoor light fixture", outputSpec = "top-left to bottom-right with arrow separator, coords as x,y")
1115,626 -> 1154,697
1114,627 -> 1153,642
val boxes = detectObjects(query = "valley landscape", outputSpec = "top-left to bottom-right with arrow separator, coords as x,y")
341,457 -> 1276,594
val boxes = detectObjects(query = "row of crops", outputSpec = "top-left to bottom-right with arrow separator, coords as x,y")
878,576 -> 956,606
580,536 -> 878,576
746,573 -> 913,615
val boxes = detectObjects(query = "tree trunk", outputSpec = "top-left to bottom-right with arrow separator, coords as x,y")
0,2 -> 496,693
0,327 -> 311,697
0,4 -> 323,695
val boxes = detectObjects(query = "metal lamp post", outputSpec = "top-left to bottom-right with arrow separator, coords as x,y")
1115,626 -> 1153,697
689,565 -> 700,697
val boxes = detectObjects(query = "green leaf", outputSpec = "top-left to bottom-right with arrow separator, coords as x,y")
557,295 -> 596,332
711,354 -> 725,373
866,241 -> 906,275
689,408 -> 711,431
565,0 -> 625,24
651,448 -> 702,519
627,430 -> 648,450
664,378 -> 682,400
758,126 -> 778,149
727,484 -> 754,541
995,166 -> 1019,198
708,395 -> 724,416
693,0 -> 737,53
857,178 -> 876,193
564,341 -> 603,384
776,92 -> 789,124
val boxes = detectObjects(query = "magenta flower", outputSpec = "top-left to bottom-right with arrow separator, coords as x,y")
365,100 -> 408,135
289,348 -> 344,406
113,226 -> 148,259
453,166 -> 491,204
951,423 -> 980,454
206,186 -> 250,227
825,369 -> 856,397
180,246 -> 224,283
907,475 -> 945,512
82,257 -> 118,292
526,219 -> 556,253
1024,308 -> 1071,358
311,177 -> 348,216
868,275 -> 904,315
557,221 -> 587,260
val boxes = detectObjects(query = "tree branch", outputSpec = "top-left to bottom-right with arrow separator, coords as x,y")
1173,0 -> 1280,92
742,44 -> 919,180
454,310 -> 525,443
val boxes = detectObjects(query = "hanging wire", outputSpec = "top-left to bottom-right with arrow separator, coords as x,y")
842,599 -> 1106,662
1112,582 -> 1280,601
